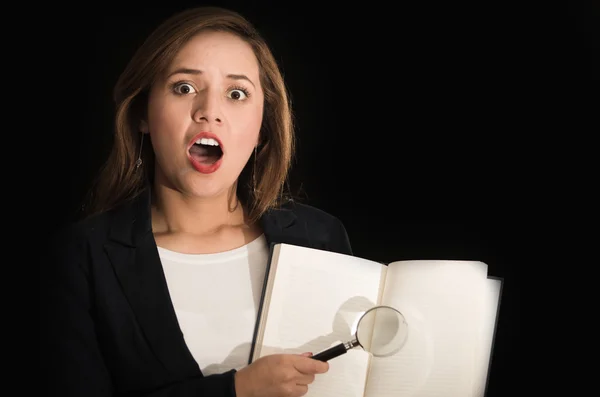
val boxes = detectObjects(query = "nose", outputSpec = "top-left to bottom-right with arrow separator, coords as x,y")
192,90 -> 222,124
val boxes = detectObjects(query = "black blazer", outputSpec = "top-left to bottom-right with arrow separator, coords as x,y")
41,188 -> 353,397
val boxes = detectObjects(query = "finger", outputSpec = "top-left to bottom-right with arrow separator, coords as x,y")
293,356 -> 329,374
295,373 -> 316,385
294,384 -> 308,396
300,352 -> 313,357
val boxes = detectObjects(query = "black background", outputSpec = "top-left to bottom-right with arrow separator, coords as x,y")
37,1 -> 598,396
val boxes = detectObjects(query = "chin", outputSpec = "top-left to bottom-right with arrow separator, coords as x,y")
186,176 -> 234,200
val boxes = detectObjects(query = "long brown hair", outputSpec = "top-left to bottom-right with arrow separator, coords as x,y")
82,6 -> 295,223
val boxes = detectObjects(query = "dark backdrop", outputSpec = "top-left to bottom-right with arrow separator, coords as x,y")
39,1 -> 598,396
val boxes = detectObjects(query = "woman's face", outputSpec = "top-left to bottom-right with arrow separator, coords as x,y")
141,30 -> 264,200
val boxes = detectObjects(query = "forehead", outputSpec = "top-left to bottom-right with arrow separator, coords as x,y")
168,30 -> 259,75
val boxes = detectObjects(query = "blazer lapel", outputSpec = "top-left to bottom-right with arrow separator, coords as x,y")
104,189 -> 200,377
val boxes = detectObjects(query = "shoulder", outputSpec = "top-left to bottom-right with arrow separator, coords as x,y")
50,210 -> 114,249
44,211 -> 112,274
269,200 -> 353,255
47,197 -> 140,267
282,200 -> 344,228
51,190 -> 149,250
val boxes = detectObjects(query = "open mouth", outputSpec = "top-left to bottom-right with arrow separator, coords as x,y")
189,137 -> 223,165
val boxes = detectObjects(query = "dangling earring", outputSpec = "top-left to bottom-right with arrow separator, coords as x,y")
252,145 -> 258,196
135,133 -> 144,169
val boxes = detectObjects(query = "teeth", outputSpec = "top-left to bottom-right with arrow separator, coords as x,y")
195,138 -> 219,146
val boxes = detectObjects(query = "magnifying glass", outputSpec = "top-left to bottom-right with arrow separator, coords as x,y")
311,305 -> 408,362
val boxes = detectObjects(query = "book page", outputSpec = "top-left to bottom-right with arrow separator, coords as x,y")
364,260 -> 489,397
252,243 -> 385,397
473,277 -> 502,397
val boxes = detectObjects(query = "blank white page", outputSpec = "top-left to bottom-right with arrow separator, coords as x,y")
364,260 -> 489,397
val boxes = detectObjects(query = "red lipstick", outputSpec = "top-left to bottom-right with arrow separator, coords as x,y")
187,131 -> 224,174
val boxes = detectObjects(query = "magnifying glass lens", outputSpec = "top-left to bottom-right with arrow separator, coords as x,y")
311,305 -> 408,362
357,306 -> 408,357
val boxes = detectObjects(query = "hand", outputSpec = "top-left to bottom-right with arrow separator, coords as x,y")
234,352 -> 329,397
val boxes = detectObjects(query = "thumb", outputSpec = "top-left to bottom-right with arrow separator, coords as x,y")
300,352 -> 313,357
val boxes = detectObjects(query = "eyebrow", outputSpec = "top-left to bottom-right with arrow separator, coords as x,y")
167,68 -> 255,87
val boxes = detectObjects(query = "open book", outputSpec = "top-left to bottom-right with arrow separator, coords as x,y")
249,243 -> 503,397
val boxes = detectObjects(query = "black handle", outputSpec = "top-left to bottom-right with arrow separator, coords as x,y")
311,343 -> 348,362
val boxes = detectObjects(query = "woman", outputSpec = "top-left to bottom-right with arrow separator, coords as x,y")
43,6 -> 353,397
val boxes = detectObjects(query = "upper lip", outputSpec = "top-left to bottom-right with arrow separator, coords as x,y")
187,131 -> 224,153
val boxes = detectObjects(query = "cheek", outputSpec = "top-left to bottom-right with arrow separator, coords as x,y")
147,98 -> 188,140
231,105 -> 263,146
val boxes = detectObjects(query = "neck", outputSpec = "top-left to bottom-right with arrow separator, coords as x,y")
151,183 -> 247,236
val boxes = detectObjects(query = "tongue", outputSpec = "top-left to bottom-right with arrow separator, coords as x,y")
190,144 -> 220,165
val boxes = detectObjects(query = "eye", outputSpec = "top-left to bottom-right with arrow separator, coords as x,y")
173,82 -> 196,95
227,87 -> 250,101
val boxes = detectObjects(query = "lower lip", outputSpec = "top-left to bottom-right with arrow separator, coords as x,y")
188,155 -> 223,174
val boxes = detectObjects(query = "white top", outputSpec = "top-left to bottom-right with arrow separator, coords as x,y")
157,234 -> 269,375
